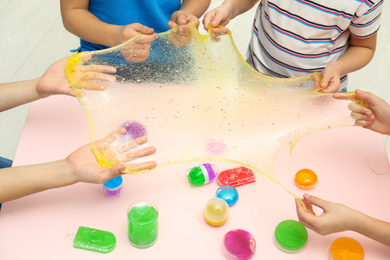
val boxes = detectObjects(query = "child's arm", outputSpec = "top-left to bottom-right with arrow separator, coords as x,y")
60,0 -> 157,47
0,57 -> 117,112
169,0 -> 211,29
0,129 -> 156,203
295,194 -> 390,246
203,0 -> 259,32
333,89 -> 390,135
318,34 -> 378,93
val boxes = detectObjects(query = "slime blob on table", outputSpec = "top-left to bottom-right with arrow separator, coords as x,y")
204,197 -> 229,226
294,168 -> 318,189
188,163 -> 217,186
274,220 -> 308,253
222,229 -> 256,260
328,237 -> 364,260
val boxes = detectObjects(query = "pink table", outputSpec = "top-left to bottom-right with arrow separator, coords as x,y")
1,95 -> 390,259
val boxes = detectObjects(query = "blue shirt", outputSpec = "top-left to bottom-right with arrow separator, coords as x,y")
80,0 -> 181,51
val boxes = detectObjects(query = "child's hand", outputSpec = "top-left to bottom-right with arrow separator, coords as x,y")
37,56 -> 117,97
119,23 -> 158,62
333,90 -> 390,135
317,62 -> 342,93
169,23 -> 194,47
65,128 -> 157,184
295,194 -> 357,235
203,6 -> 232,34
169,10 -> 200,29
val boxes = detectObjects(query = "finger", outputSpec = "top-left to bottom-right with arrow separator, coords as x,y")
125,160 -> 157,172
303,194 -> 328,210
130,23 -> 155,35
77,81 -> 106,91
124,146 -> 156,162
84,65 -> 117,74
348,102 -> 372,116
177,14 -> 188,25
133,33 -> 158,44
104,128 -> 127,144
116,136 -> 148,153
355,118 -> 374,127
81,71 -> 116,83
168,20 -> 177,28
203,13 -> 215,30
332,92 -> 356,101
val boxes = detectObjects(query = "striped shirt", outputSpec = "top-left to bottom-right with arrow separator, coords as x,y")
247,0 -> 383,89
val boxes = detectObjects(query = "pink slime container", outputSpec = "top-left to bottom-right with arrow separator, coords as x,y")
222,229 -> 256,260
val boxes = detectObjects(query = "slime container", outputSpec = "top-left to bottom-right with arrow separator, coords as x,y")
222,229 -> 256,260
294,168 -> 317,189
216,185 -> 239,206
204,197 -> 229,226
103,176 -> 123,196
328,237 -> 364,260
127,200 -> 158,248
274,220 -> 308,253
217,167 -> 255,187
188,163 -> 218,186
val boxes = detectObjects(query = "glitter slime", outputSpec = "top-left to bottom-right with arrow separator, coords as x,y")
216,185 -> 239,206
217,167 -> 256,187
65,22 -> 361,206
127,200 -> 158,248
329,237 -> 364,260
274,220 -> 308,253
294,169 -> 317,189
103,176 -> 123,196
204,198 -> 229,226
222,229 -> 256,260
188,163 -> 217,186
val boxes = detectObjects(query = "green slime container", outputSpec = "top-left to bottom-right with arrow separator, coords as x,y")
127,200 -> 159,248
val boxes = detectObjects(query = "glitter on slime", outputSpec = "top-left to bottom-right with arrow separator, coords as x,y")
328,237 -> 364,260
65,22 -> 361,204
188,163 -> 218,186
222,229 -> 256,260
216,185 -> 239,206
204,197 -> 229,226
294,168 -> 318,189
274,220 -> 308,253
127,200 -> 158,248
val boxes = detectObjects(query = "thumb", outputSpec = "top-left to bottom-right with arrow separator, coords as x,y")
102,164 -> 125,181
355,89 -> 379,107
131,23 -> 155,35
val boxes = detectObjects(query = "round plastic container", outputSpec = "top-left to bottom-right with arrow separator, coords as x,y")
127,200 -> 158,248
216,185 -> 239,206
103,176 -> 123,196
328,237 -> 364,260
188,163 -> 218,186
274,220 -> 308,253
294,169 -> 317,189
222,229 -> 256,260
204,197 -> 229,226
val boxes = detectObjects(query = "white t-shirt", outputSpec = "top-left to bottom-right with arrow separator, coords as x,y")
247,0 -> 383,90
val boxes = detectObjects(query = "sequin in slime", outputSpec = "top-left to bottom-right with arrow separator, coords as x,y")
222,229 -> 256,260
188,163 -> 217,186
216,185 -> 239,206
103,176 -> 123,196
204,197 -> 229,226
128,200 -> 158,248
294,168 -> 317,189
274,220 -> 308,253
329,237 -> 364,260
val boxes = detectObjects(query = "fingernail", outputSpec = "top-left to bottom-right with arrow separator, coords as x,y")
303,193 -> 310,199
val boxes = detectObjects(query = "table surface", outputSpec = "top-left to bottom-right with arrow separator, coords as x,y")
1,95 -> 390,260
